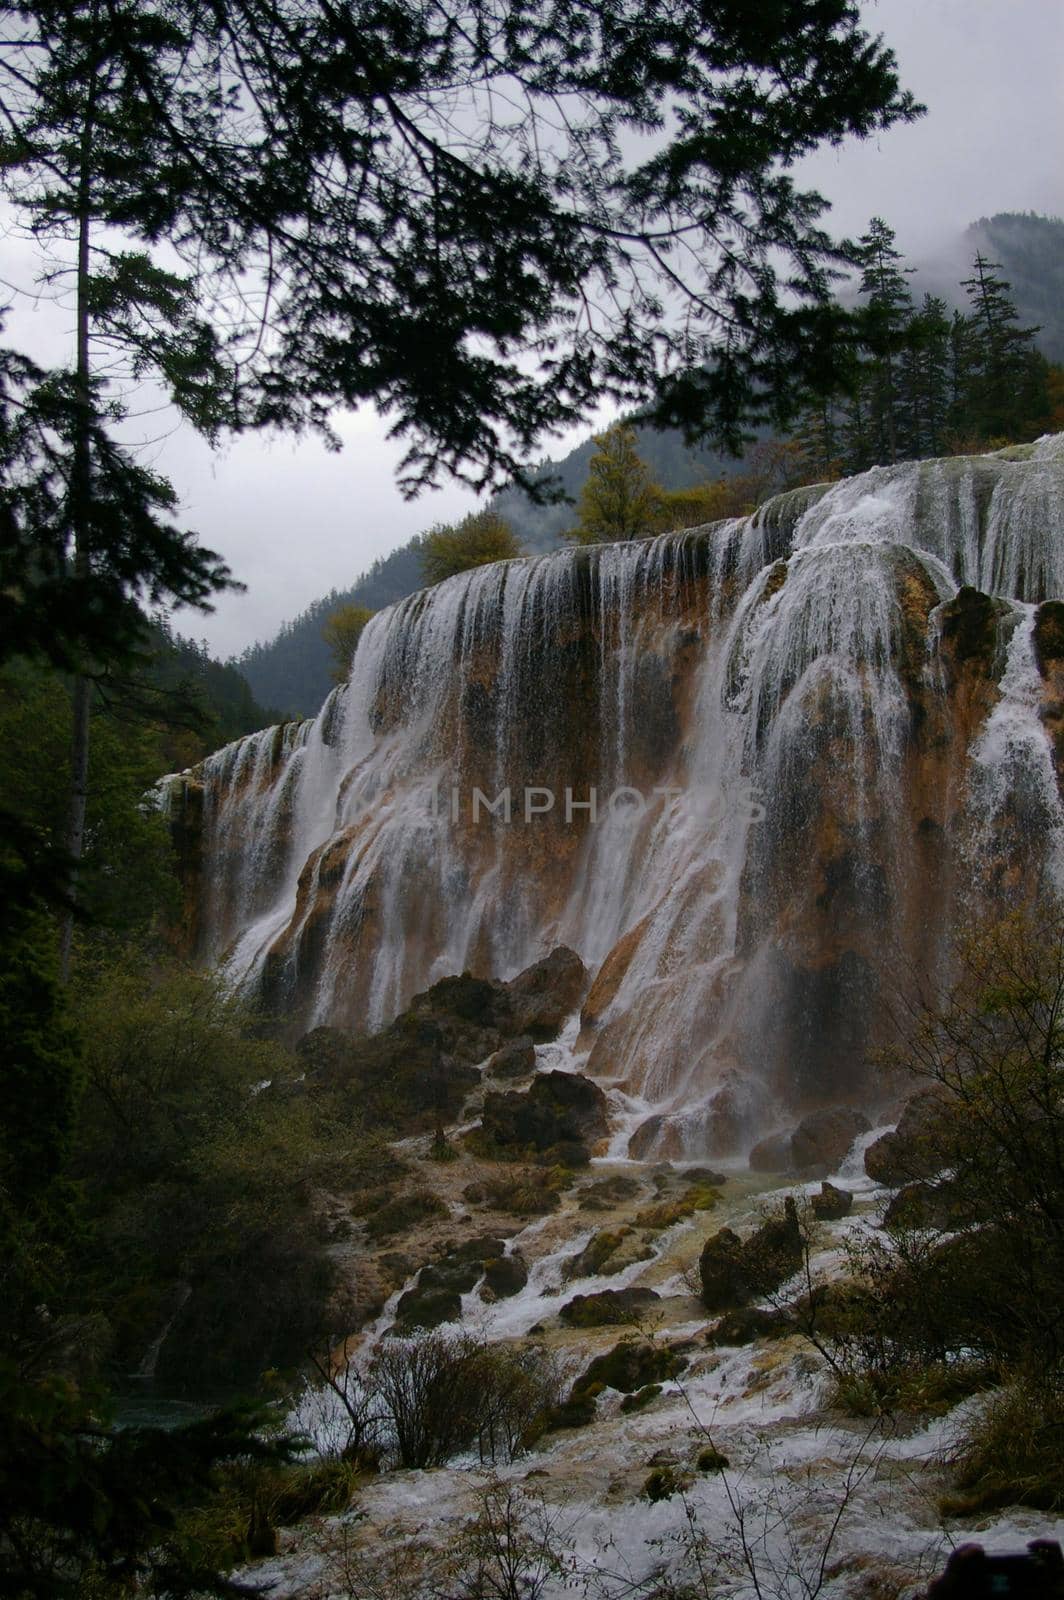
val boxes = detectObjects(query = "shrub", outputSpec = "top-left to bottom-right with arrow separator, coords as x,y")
943,1371 -> 1064,1514
371,1333 -> 560,1468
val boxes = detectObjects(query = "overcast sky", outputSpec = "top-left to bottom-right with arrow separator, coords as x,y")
9,0 -> 1064,658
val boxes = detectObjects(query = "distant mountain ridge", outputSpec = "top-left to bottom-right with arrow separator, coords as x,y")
235,211 -> 1064,720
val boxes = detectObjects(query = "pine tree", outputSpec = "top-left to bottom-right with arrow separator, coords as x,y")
898,294 -> 952,459
961,254 -> 1048,442
854,217 -> 915,466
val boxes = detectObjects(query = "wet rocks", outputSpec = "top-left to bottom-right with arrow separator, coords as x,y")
297,948 -> 588,1137
391,1236 -> 521,1329
473,1070 -> 609,1166
559,1287 -> 661,1328
811,1181 -> 854,1221
705,1305 -> 792,1346
481,1252 -> 528,1299
485,1037 -> 536,1080
506,947 -> 588,1039
790,1108 -> 870,1174
748,1107 -> 870,1177
864,1089 -> 949,1185
576,1338 -> 686,1395
564,1228 -> 654,1281
699,1197 -> 804,1311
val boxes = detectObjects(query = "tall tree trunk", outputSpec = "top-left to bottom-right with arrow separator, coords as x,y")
58,61 -> 97,983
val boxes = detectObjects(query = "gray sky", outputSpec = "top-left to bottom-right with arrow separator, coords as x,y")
8,0 -> 1063,659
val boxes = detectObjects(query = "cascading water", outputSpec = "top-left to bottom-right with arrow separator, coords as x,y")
163,437 -> 1064,1156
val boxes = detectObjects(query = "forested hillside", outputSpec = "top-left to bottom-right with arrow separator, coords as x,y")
237,212 -> 1064,721
964,212 -> 1064,362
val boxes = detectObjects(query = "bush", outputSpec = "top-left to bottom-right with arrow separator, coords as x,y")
372,1333 -> 560,1468
943,1371 -> 1064,1515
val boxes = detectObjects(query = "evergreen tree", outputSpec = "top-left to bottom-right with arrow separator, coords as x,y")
565,425 -> 662,544
854,217 -> 915,466
898,294 -> 952,459
961,254 -> 1048,442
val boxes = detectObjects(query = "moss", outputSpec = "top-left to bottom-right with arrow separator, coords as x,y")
577,1339 -> 685,1394
642,1465 -> 691,1503
635,1186 -> 718,1231
695,1446 -> 730,1473
559,1287 -> 661,1328
363,1189 -> 447,1242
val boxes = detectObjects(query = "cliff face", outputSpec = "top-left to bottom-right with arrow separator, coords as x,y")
162,438 -> 1064,1157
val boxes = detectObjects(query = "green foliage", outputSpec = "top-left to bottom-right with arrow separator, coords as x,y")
944,1371 -> 1064,1515
322,603 -> 375,685
0,1377 -> 303,1598
421,510 -> 523,585
0,910 -> 80,1209
796,225 -> 1052,473
565,425 -> 662,544
67,956 -> 357,1390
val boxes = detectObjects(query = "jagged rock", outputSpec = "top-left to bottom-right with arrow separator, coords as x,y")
474,1069 -> 609,1165
705,1305 -> 792,1346
486,1037 -> 536,1079
864,1089 -> 949,1185
481,1252 -> 528,1299
811,1181 -> 854,1221
699,1197 -> 803,1311
576,1339 -> 685,1394
505,947 -> 588,1039
790,1108 -> 870,1174
559,1287 -> 660,1327
698,1227 -> 747,1312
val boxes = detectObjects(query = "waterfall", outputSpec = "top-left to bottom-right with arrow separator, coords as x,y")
165,437 -> 1064,1152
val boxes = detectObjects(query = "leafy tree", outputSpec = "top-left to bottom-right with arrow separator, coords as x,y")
421,510 -> 522,584
565,424 -> 662,544
322,604 -> 375,685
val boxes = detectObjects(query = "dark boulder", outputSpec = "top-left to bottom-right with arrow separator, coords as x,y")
811,1181 -> 854,1221
392,1283 -> 462,1331
790,1108 -> 870,1175
559,1287 -> 661,1327
576,1339 -> 686,1395
699,1197 -> 804,1311
506,947 -> 588,1039
864,1089 -> 949,1186
475,1070 -> 609,1164
705,1305 -> 792,1346
481,1252 -> 528,1299
486,1037 -> 536,1079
